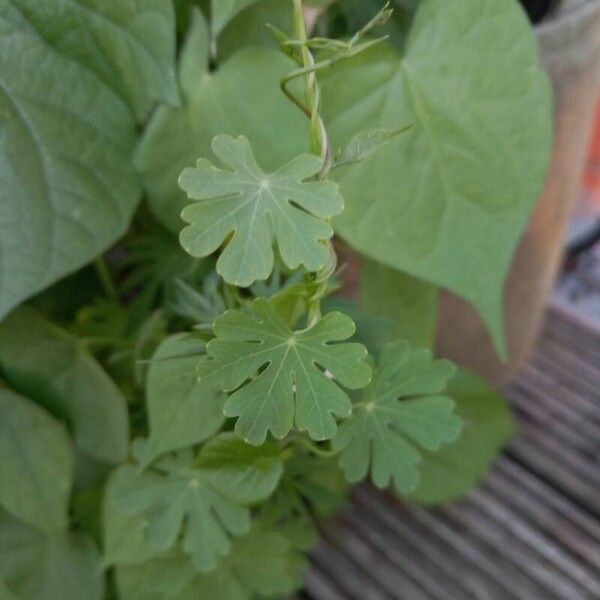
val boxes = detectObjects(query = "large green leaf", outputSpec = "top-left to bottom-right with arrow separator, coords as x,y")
116,522 -> 302,600
201,298 -> 371,445
5,0 -> 178,122
361,258 -> 438,348
333,341 -> 462,493
321,0 -> 552,355
0,512 -> 103,600
0,389 -> 73,534
0,307 -> 128,463
410,370 -> 516,504
111,444 -> 283,571
0,1 -> 141,318
143,334 -> 225,466
135,10 -> 307,233
179,135 -> 343,287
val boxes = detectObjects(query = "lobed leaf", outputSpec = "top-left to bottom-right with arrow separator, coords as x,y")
179,135 -> 343,287
333,341 -> 462,493
135,10 -> 307,234
109,443 -> 283,572
116,521 -> 302,600
201,298 -> 371,445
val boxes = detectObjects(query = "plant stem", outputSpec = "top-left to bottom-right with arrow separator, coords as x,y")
292,0 -> 329,173
94,256 -> 118,301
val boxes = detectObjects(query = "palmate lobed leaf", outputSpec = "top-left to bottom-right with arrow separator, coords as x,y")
116,521 -> 302,600
136,9 -> 308,235
179,135 -> 344,287
200,298 -> 371,445
333,341 -> 462,493
109,438 -> 283,572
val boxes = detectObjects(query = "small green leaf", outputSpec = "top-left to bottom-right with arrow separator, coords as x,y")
410,369 -> 517,504
333,341 -> 462,493
112,444 -> 283,572
201,298 -> 371,445
0,512 -> 104,600
116,521 -> 302,600
179,135 -> 343,287
143,335 -> 226,466
335,126 -> 412,168
0,307 -> 129,463
0,389 -> 73,534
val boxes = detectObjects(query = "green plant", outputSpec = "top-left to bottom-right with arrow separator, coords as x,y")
0,0 -> 549,598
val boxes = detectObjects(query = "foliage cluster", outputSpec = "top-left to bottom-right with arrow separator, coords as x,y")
0,0 -> 549,598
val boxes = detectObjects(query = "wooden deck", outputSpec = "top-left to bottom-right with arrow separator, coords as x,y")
301,302 -> 600,600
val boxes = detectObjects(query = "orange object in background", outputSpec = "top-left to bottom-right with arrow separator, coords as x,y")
583,101 -> 600,211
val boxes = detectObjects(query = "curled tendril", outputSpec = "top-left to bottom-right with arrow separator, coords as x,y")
272,0 -> 392,325
271,1 -> 392,180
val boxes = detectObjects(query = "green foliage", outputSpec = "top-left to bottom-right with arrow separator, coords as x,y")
0,0 -> 551,597
201,298 -> 371,444
410,370 -> 517,504
210,0 -> 260,36
142,335 -> 225,466
0,389 -> 73,534
179,135 -> 343,286
108,441 -> 283,571
0,0 -> 178,319
0,307 -> 129,463
136,9 -> 307,233
361,257 -> 438,348
334,341 -> 462,493
116,521 -> 302,600
0,512 -> 104,600
320,0 -> 552,355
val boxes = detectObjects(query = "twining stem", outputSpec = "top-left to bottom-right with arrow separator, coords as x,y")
292,0 -> 329,176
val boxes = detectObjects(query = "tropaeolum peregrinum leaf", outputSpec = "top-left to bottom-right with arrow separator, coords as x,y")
179,135 -> 343,287
200,298 -> 371,445
333,341 -> 462,493
115,521 -> 301,600
111,438 -> 283,572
